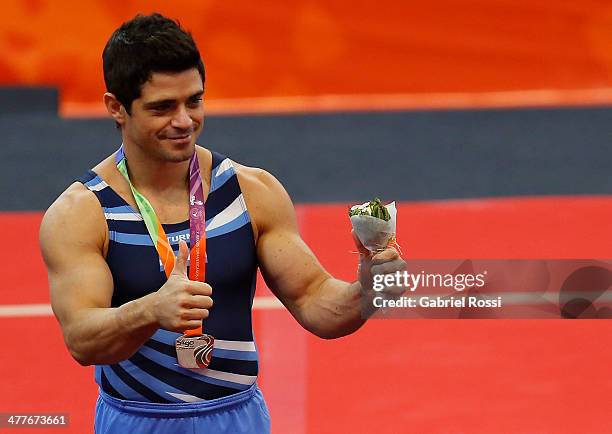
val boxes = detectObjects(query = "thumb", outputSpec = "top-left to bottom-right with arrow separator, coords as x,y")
171,239 -> 189,277
351,230 -> 371,256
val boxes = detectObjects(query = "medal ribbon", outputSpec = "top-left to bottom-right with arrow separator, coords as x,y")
115,145 -> 206,336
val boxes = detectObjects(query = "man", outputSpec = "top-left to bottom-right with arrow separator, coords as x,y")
39,13 -> 406,434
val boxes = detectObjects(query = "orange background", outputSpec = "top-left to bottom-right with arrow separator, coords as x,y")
2,0 -> 612,109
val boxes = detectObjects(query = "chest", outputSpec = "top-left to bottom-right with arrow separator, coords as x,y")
106,211 -> 257,309
89,152 -> 258,318
107,174 -> 192,224
142,194 -> 190,224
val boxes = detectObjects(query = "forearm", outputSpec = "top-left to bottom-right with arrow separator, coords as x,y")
60,293 -> 159,366
297,277 -> 374,339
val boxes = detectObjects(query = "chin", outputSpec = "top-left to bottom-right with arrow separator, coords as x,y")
165,154 -> 192,163
164,149 -> 194,163
159,139 -> 196,162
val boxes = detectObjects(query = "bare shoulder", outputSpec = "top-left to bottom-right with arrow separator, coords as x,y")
233,162 -> 284,197
42,182 -> 105,231
40,182 -> 107,265
232,162 -> 298,235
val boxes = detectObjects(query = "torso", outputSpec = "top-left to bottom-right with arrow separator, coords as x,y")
79,146 -> 261,402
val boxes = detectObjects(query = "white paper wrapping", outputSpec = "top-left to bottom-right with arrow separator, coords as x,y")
350,201 -> 397,252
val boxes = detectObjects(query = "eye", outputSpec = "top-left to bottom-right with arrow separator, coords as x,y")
187,97 -> 203,108
149,103 -> 172,114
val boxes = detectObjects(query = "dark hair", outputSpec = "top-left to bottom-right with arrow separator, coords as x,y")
102,13 -> 205,113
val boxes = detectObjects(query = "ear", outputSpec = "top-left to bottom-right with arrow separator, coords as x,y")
103,93 -> 128,126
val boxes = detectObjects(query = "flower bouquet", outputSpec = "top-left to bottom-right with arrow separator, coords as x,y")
349,198 -> 398,253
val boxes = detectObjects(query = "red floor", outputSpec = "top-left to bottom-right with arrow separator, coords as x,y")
1,196 -> 612,433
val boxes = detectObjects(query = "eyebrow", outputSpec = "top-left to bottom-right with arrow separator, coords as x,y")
142,91 -> 204,109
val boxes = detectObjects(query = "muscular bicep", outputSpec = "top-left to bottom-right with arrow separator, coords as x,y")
39,184 -> 114,329
258,227 -> 330,312
45,244 -> 114,327
243,169 -> 330,314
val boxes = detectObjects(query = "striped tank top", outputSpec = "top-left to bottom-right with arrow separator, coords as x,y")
79,150 -> 259,403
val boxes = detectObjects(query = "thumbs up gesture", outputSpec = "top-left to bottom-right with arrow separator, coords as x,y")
170,238 -> 190,277
151,240 -> 213,332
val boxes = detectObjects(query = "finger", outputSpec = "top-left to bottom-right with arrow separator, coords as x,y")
351,230 -> 370,256
181,308 -> 210,321
383,285 -> 408,298
371,247 -> 400,265
171,239 -> 190,277
185,295 -> 214,309
371,258 -> 407,276
185,281 -> 213,296
182,319 -> 207,330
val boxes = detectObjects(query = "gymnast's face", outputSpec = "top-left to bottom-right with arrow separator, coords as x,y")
120,68 -> 205,163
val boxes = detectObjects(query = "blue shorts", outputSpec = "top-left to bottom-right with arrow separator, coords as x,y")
94,383 -> 270,434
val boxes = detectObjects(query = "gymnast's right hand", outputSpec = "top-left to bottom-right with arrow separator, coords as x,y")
151,239 -> 213,332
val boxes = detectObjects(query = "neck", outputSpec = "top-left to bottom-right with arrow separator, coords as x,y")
120,143 -> 192,193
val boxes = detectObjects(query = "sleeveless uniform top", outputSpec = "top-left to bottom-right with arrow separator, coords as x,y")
78,150 -> 259,403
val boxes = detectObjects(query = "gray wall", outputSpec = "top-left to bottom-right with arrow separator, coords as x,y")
1,98 -> 611,210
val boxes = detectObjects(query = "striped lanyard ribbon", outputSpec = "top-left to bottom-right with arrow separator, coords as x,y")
115,145 -> 206,335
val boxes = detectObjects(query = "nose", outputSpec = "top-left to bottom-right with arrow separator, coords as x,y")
171,105 -> 193,130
